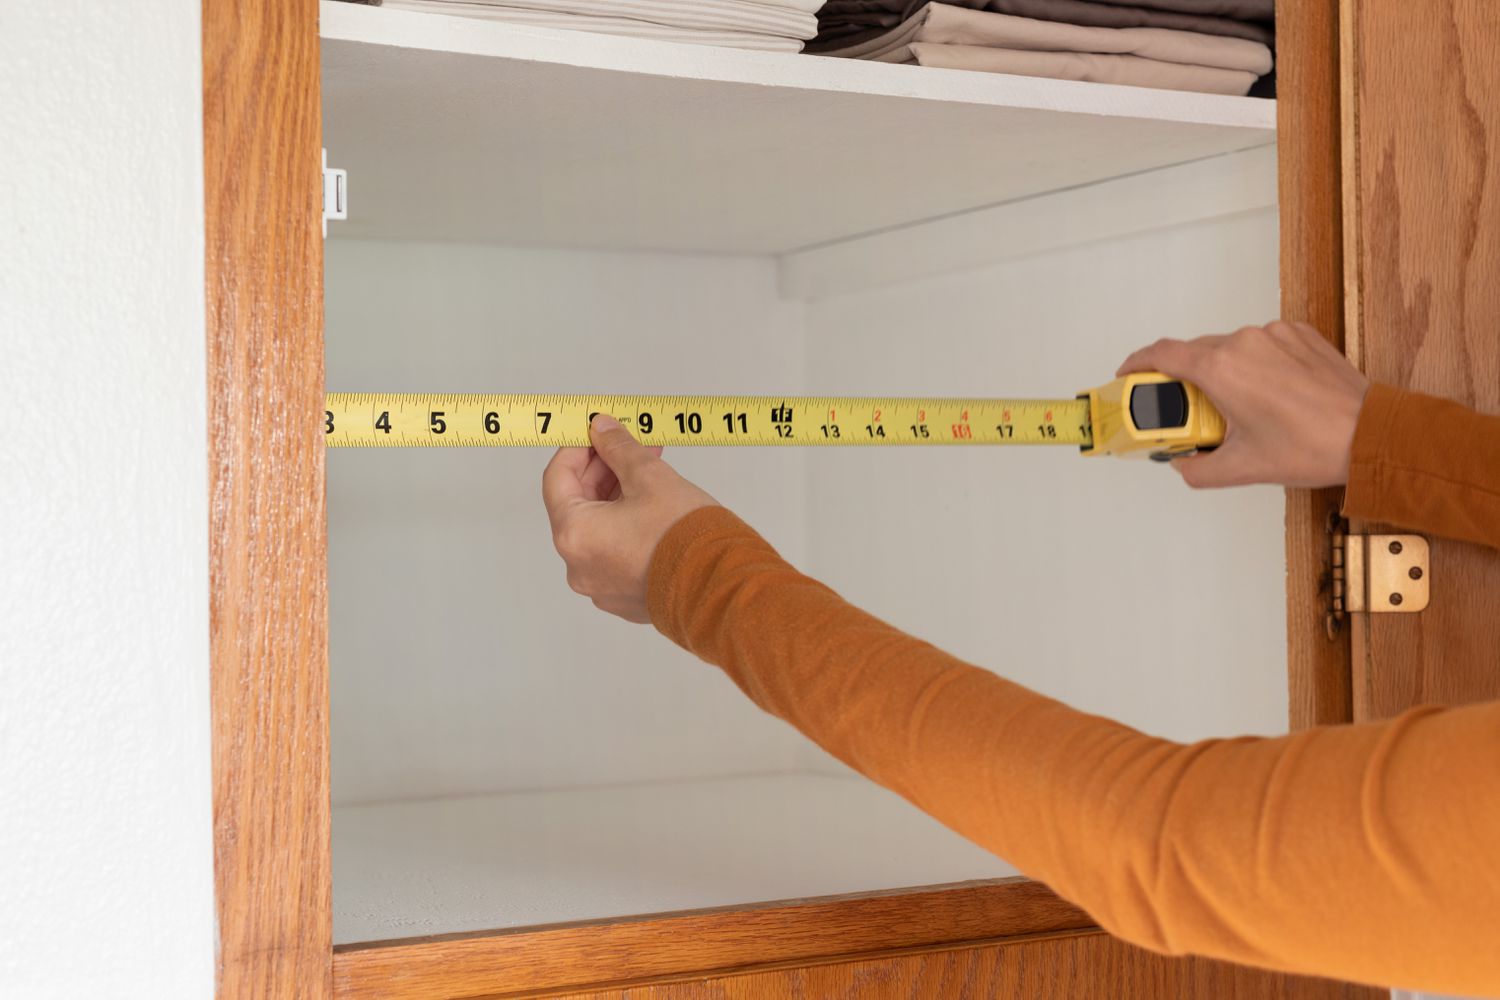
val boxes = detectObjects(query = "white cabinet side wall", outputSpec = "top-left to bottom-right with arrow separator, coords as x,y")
799,206 -> 1287,775
325,241 -> 811,805
0,2 -> 214,996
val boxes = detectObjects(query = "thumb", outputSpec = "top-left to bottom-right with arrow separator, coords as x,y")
589,414 -> 657,490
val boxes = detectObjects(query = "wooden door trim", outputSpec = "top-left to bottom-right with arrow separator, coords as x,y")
332,878 -> 1094,1000
1276,0 -> 1354,730
204,0 -> 330,995
1336,0 -> 1500,716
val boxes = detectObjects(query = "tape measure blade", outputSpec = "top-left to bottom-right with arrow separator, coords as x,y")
323,393 -> 1091,448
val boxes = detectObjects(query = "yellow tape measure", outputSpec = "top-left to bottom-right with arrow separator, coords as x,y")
324,373 -> 1225,460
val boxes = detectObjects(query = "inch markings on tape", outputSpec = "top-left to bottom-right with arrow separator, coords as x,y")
323,393 -> 1092,448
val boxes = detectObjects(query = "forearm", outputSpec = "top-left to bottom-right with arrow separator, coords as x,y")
649,507 -> 1500,994
1344,383 -> 1500,549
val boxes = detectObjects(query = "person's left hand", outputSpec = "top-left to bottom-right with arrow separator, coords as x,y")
542,415 -> 718,623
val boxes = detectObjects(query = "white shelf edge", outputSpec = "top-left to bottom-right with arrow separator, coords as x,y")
778,143 -> 1278,301
320,1 -> 1276,131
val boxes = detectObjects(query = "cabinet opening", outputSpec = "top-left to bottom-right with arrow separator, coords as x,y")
322,2 -> 1286,947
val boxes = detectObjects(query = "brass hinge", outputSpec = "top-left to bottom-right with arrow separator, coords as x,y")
1326,514 -> 1430,638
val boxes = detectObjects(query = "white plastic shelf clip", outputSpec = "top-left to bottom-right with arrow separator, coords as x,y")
323,148 -> 347,237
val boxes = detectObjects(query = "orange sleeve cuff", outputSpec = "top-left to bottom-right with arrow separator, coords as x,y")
1342,381 -> 1403,520
1342,383 -> 1500,549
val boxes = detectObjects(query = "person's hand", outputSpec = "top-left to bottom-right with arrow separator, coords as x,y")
1117,321 -> 1370,489
542,415 -> 718,623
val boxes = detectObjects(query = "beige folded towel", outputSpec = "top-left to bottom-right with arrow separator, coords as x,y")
822,3 -> 1271,73
903,41 -> 1259,94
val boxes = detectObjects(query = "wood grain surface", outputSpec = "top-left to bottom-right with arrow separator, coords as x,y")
204,0 -> 331,995
1340,0 -> 1500,718
333,879 -> 1094,999
510,931 -> 1381,1000
1277,0 -> 1354,731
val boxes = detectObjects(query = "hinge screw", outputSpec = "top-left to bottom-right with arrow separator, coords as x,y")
1389,592 -> 1403,606
1409,566 -> 1423,580
1388,540 -> 1403,555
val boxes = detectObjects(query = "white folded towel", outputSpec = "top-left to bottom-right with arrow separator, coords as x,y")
384,0 -> 819,48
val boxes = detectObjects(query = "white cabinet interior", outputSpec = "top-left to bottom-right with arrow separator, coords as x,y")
320,0 -> 1273,254
322,1 -> 1285,946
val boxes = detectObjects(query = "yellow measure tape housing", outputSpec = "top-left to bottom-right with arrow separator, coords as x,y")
1078,372 -> 1226,460
323,393 -> 1093,448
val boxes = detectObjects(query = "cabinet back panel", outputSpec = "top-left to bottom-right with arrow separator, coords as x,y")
326,242 -> 811,805
801,207 -> 1287,775
326,206 -> 1288,804
324,189 -> 1287,938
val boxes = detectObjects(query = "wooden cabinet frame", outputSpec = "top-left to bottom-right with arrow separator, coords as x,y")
205,0 -> 1490,995
205,1 -> 329,995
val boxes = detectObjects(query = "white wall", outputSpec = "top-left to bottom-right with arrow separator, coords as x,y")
325,240 -> 814,804
0,3 -> 214,998
802,206 -> 1289,762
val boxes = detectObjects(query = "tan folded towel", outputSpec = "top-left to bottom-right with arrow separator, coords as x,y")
822,3 -> 1271,74
903,41 -> 1259,94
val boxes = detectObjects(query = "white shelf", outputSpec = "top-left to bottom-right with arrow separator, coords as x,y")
332,772 -> 1016,944
321,1 -> 1275,255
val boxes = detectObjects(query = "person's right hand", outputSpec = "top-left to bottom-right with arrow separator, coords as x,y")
1116,321 -> 1370,489
542,415 -> 717,624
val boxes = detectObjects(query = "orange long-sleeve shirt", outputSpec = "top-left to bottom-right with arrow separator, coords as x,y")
647,383 -> 1500,995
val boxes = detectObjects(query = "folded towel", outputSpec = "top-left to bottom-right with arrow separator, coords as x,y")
746,0 -> 827,11
902,41 -> 1259,94
383,0 -> 809,49
1083,0 -> 1270,17
819,3 -> 1271,74
814,0 -> 1273,46
740,0 -> 827,11
823,0 -> 1269,13
386,0 -> 820,37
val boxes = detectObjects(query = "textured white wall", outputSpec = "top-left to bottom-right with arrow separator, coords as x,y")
0,3 -> 214,997
325,240 -> 812,804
